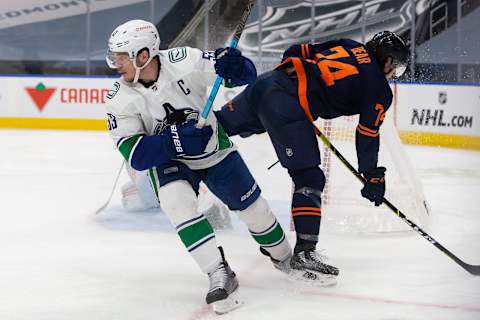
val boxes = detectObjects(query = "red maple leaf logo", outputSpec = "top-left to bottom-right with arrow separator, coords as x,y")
25,83 -> 56,111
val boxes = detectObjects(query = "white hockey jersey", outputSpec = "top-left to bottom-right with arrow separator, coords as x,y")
105,46 -> 236,171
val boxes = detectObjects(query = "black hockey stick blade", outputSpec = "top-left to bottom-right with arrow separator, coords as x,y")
461,263 -> 480,276
382,198 -> 480,276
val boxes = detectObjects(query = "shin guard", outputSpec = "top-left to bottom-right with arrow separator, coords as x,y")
289,167 -> 326,251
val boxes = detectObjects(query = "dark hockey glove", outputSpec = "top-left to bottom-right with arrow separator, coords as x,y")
361,167 -> 386,207
162,119 -> 213,156
214,47 -> 257,87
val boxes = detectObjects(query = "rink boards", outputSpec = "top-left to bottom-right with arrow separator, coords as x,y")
0,75 -> 108,130
0,75 -> 479,150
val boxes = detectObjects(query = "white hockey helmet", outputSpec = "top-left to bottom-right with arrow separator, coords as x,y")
106,19 -> 161,82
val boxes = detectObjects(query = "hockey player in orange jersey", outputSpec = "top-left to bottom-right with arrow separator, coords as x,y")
215,31 -> 409,280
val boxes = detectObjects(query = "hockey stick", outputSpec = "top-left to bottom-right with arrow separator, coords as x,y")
267,159 -> 280,170
197,0 -> 256,128
315,124 -> 479,275
95,161 -> 125,215
294,99 -> 480,275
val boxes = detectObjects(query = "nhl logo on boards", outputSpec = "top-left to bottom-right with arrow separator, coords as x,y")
438,91 -> 447,105
286,148 -> 294,157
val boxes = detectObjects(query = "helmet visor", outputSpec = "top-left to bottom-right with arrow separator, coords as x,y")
106,50 -> 132,69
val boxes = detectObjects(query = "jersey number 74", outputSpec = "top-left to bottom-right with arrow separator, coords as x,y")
310,46 -> 359,87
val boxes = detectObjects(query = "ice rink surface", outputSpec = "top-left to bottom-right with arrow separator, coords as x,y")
1,129 -> 479,320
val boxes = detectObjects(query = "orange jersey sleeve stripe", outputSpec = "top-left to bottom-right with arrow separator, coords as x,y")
305,44 -> 311,57
292,207 -> 321,212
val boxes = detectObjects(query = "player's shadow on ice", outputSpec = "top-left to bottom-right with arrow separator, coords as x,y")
94,206 -> 173,232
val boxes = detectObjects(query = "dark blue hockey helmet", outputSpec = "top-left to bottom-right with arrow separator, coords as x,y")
367,31 -> 409,78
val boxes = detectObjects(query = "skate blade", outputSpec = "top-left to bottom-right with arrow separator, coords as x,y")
289,270 -> 338,287
212,289 -> 243,315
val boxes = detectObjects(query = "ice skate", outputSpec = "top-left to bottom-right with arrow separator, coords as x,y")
206,247 -> 242,314
290,246 -> 339,287
261,246 -> 338,286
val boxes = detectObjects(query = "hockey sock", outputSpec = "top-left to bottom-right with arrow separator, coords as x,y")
289,167 -> 325,254
250,219 -> 290,259
158,180 -> 222,274
291,191 -> 321,254
175,214 -> 222,273
238,196 -> 292,261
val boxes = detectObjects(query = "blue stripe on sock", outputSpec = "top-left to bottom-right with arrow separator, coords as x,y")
176,215 -> 204,230
188,234 -> 215,252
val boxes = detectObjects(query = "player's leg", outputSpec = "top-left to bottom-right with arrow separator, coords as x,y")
204,151 -> 293,269
151,161 -> 241,313
288,166 -> 339,283
255,84 -> 339,284
122,162 -> 232,231
217,69 -> 338,283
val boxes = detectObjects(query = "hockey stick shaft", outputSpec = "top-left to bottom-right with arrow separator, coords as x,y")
267,159 -> 280,170
197,0 -> 256,128
267,121 -> 479,274
313,122 -> 480,275
95,161 -> 125,215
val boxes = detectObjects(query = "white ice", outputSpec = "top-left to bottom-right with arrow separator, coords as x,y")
1,129 -> 479,320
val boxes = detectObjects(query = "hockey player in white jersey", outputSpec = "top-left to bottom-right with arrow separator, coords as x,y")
104,19 -> 298,314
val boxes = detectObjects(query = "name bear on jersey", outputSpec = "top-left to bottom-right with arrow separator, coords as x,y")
153,102 -> 198,135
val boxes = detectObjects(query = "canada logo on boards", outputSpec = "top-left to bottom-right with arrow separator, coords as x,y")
25,83 -> 56,112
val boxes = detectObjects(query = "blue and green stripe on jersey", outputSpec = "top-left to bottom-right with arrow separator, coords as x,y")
117,134 -> 144,165
148,167 -> 160,202
176,215 -> 215,252
116,122 -> 232,165
249,220 -> 286,248
217,122 -> 233,150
